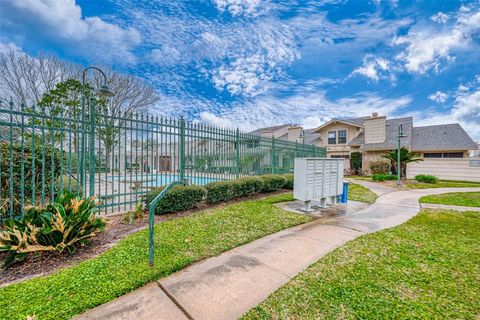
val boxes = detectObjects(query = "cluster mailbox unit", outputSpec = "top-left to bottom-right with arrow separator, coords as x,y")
293,158 -> 345,211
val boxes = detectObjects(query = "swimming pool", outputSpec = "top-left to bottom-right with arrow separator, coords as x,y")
112,174 -> 220,187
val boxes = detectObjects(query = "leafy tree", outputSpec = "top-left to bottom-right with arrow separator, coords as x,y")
382,147 -> 423,177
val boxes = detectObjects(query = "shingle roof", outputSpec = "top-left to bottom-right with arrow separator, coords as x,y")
359,117 -> 413,151
303,128 -> 321,144
249,124 -> 291,134
411,124 -> 477,151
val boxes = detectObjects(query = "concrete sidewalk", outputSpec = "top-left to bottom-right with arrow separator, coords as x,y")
74,187 -> 479,320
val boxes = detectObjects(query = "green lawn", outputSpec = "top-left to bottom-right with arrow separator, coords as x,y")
243,209 -> 480,320
348,182 -> 378,203
420,192 -> 480,207
403,180 -> 480,189
0,193 -> 311,320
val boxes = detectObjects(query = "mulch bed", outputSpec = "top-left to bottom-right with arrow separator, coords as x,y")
0,190 -> 290,286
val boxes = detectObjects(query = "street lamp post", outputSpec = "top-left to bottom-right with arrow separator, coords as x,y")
79,67 -> 115,198
397,124 -> 407,185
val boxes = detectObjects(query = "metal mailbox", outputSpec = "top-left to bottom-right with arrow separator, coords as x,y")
293,158 -> 344,211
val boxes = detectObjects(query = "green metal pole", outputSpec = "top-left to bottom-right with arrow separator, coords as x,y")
235,128 -> 240,178
179,116 -> 186,183
397,135 -> 401,185
271,136 -> 275,174
80,87 -> 86,191
89,95 -> 96,197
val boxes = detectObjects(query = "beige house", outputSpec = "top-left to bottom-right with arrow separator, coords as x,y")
252,113 -> 479,180
309,113 -> 478,178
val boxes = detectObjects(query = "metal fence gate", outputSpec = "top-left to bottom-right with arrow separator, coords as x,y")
0,99 -> 326,220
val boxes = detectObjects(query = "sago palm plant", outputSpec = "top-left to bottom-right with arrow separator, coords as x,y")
382,147 -> 423,177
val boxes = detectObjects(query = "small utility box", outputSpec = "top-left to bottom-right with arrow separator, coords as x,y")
294,158 -> 344,211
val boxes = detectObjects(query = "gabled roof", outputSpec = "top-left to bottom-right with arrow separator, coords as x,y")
411,124 -> 477,151
303,128 -> 321,144
249,124 -> 292,134
312,118 -> 365,133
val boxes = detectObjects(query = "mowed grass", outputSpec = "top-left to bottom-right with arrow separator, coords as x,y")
243,209 -> 480,320
348,182 -> 378,203
420,192 -> 480,207
0,193 -> 311,320
403,179 -> 480,189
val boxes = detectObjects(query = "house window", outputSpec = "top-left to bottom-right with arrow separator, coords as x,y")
424,153 -> 442,158
442,152 -> 464,158
331,155 -> 349,159
424,152 -> 464,158
328,131 -> 336,144
338,130 -> 347,144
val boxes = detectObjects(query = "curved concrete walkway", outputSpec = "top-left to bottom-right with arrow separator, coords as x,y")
345,178 -> 396,196
75,187 -> 479,320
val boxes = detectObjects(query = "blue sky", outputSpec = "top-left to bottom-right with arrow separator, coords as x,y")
1,0 -> 479,140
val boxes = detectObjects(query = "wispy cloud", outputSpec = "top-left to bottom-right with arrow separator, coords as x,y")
350,54 -> 391,82
430,12 -> 449,24
428,91 -> 448,104
394,6 -> 480,74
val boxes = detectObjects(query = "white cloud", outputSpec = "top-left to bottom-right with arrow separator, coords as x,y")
430,12 -> 449,24
197,91 -> 411,131
351,54 -> 391,81
2,0 -> 141,64
394,8 -> 480,74
302,116 -> 325,129
428,91 -> 448,104
213,0 -> 264,17
198,111 -> 235,128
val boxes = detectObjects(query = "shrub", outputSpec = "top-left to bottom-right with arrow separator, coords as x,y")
369,160 -> 390,175
350,152 -> 362,175
0,142 -> 63,216
232,176 -> 264,197
145,185 -> 206,214
282,174 -> 294,189
204,180 -> 235,204
121,202 -> 144,224
260,174 -> 287,192
415,174 -> 439,184
0,192 -> 105,268
372,174 -> 397,181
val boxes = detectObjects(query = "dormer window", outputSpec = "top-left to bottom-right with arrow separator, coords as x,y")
328,131 -> 336,144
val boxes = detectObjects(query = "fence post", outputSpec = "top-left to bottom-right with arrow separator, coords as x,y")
235,128 -> 240,178
271,136 -> 275,174
89,96 -> 96,197
179,116 -> 186,183
79,90 -> 86,191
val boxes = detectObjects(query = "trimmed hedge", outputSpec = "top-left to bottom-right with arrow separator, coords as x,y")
147,174 -> 292,215
282,174 -> 294,189
144,185 -> 206,214
204,181 -> 235,204
232,176 -> 264,197
415,174 -> 439,184
372,174 -> 397,181
260,174 -> 287,192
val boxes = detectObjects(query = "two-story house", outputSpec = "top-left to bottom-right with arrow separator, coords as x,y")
309,113 -> 478,178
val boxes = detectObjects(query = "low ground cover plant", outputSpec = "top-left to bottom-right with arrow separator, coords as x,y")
415,174 -> 439,184
420,192 -> 480,207
144,185 -> 206,214
121,202 -> 144,224
372,173 -> 396,181
0,192 -> 105,268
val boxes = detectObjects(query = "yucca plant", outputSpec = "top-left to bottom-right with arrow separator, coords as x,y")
0,192 -> 105,268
